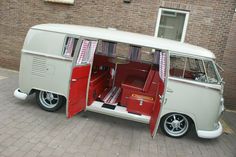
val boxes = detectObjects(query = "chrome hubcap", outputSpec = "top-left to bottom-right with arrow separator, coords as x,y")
164,114 -> 189,137
39,91 -> 59,109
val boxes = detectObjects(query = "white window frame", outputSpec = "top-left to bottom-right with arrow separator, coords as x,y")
44,0 -> 74,5
154,8 -> 189,42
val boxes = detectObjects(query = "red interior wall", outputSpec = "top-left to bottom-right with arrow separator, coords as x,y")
93,54 -> 151,87
114,61 -> 151,87
93,54 -> 115,68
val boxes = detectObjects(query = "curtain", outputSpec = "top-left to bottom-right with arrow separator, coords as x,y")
129,46 -> 141,61
102,41 -> 116,57
64,37 -> 75,57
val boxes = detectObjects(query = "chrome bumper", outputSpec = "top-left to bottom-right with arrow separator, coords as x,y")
197,122 -> 223,139
14,88 -> 28,100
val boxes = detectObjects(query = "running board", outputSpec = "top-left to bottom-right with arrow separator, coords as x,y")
86,101 -> 150,124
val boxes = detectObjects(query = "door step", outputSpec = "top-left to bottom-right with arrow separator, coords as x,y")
100,87 -> 121,104
86,101 -> 150,124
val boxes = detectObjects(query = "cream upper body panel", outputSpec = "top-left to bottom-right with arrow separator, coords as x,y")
19,29 -> 73,97
30,24 -> 216,59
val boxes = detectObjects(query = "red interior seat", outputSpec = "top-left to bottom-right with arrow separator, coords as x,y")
121,66 -> 156,92
120,66 -> 157,107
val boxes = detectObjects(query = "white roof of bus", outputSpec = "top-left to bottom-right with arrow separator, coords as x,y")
32,24 -> 215,59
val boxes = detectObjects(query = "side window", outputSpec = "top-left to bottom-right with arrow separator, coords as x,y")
170,55 -> 185,78
185,58 -> 206,82
63,37 -> 78,58
170,55 -> 207,83
204,60 -> 219,84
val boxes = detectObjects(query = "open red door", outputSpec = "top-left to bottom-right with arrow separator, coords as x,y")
67,40 -> 98,118
150,51 -> 169,137
68,65 -> 91,118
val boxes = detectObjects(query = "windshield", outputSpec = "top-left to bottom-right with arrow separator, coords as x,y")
170,55 -> 220,84
203,60 -> 220,84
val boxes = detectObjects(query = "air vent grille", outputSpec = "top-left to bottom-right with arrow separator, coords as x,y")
31,56 -> 47,77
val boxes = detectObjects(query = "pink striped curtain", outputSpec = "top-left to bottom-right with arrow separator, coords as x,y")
64,37 -> 75,57
76,40 -> 98,65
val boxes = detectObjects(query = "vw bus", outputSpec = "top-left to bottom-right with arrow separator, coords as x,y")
14,24 -> 224,138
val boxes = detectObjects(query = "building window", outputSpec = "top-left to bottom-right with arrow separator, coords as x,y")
155,8 -> 189,42
44,0 -> 75,5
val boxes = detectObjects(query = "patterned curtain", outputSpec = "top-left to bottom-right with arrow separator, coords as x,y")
76,40 -> 98,65
64,37 -> 75,57
153,50 -> 161,65
102,41 -> 116,57
129,46 -> 141,61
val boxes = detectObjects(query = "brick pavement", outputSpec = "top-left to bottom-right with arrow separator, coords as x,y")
0,68 -> 235,157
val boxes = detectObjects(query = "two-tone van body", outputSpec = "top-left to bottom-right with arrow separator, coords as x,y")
14,24 -> 224,138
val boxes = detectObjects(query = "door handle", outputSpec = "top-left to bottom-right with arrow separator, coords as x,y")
159,95 -> 167,104
167,88 -> 173,93
71,78 -> 78,82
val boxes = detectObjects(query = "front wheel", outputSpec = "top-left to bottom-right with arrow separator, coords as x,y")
36,90 -> 64,112
160,113 -> 191,138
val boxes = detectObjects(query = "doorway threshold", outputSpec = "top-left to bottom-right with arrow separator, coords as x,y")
86,101 -> 150,124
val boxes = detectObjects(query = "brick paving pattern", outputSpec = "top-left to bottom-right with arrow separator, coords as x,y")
0,68 -> 235,157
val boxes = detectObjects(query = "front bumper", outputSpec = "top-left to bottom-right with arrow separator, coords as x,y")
197,122 -> 223,139
14,88 -> 28,100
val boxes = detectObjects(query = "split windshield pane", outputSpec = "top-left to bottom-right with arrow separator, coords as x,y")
204,60 -> 219,84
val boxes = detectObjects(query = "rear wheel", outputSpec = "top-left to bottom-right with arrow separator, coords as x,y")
160,113 -> 191,138
36,90 -> 64,112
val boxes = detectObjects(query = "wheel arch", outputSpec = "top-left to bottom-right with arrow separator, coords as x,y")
31,88 -> 67,100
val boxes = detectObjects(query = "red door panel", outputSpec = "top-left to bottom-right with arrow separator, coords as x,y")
67,65 -> 90,118
149,81 -> 164,136
149,51 -> 168,137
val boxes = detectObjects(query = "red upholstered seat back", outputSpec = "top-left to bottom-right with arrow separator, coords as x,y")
143,67 -> 156,92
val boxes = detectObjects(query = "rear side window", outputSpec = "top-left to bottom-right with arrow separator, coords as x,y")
63,37 -> 79,58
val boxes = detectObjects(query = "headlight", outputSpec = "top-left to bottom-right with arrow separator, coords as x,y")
219,97 -> 225,119
220,98 -> 224,108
